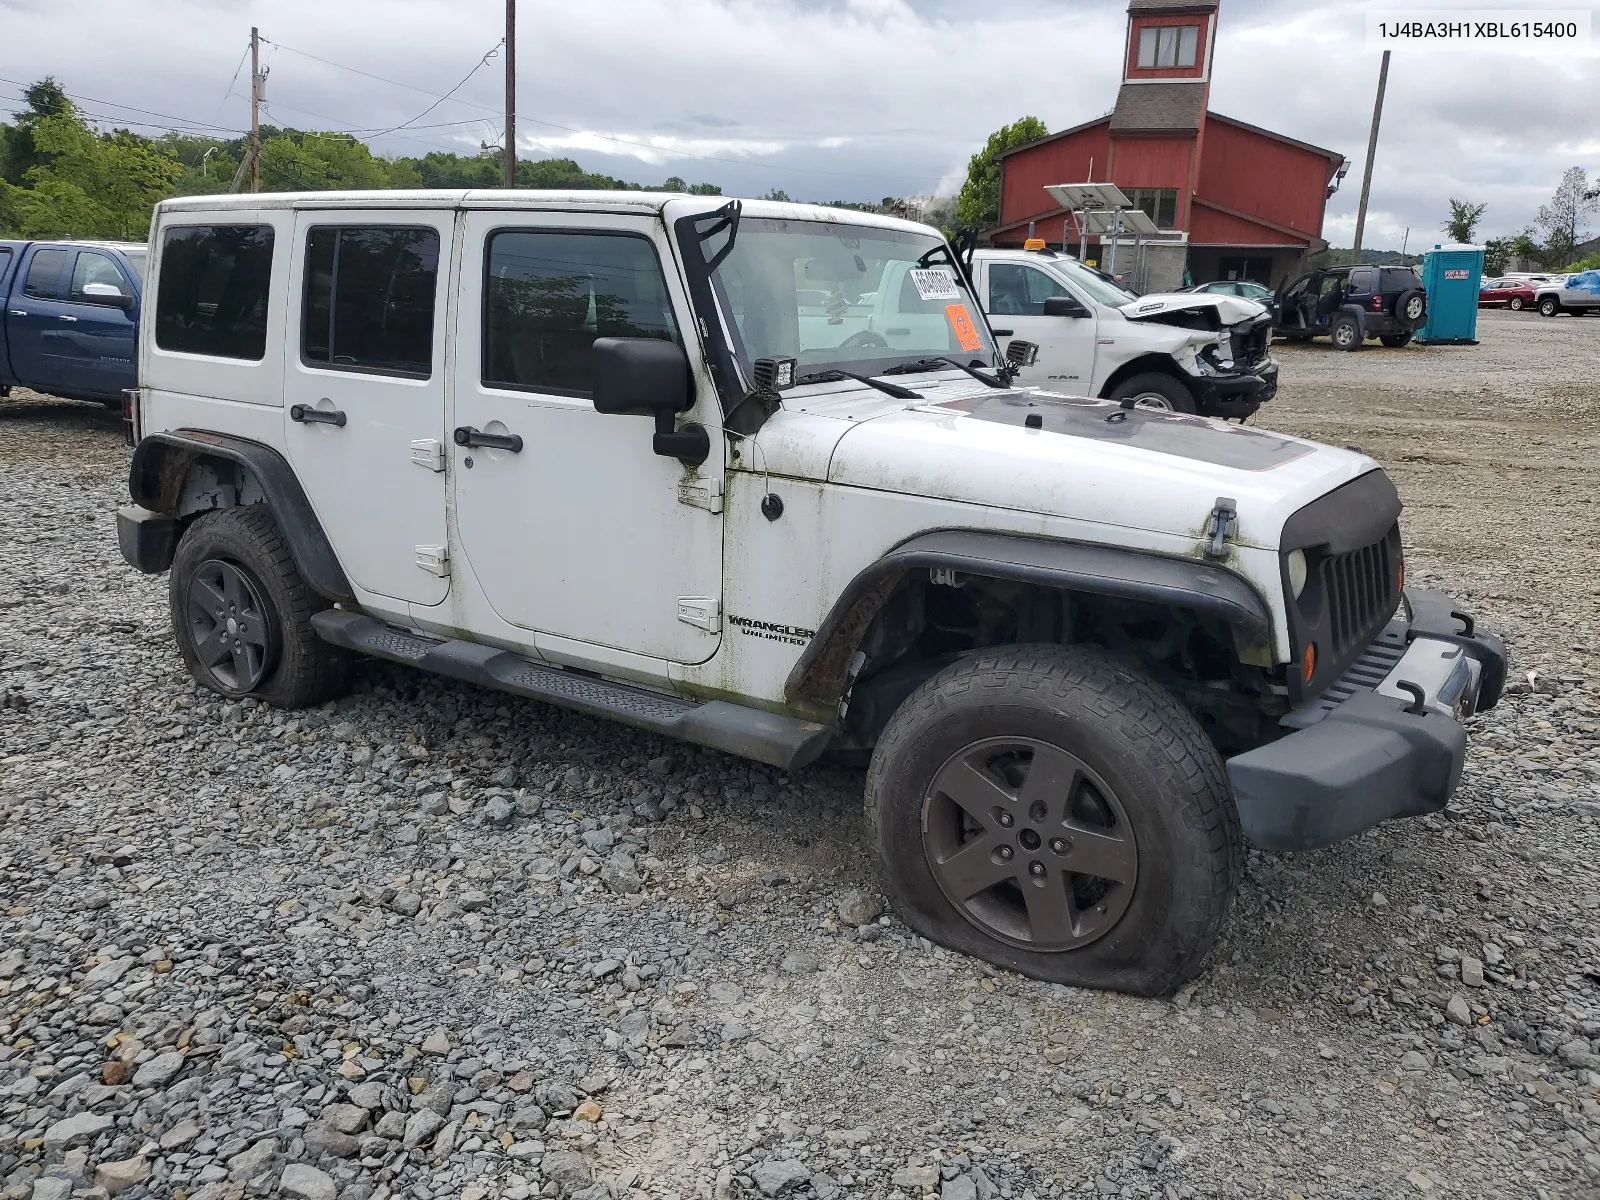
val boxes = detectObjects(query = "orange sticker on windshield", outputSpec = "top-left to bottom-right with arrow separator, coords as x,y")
945,303 -> 984,353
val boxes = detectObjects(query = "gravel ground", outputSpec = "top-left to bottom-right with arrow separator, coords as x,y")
2,308 -> 1598,1200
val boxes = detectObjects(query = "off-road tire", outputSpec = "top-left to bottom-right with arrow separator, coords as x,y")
1330,314 -> 1363,351
1395,289 -> 1427,327
1379,333 -> 1412,348
1538,296 -> 1561,317
864,644 -> 1241,996
1105,373 -> 1197,414
1507,297 -> 1525,311
169,505 -> 350,708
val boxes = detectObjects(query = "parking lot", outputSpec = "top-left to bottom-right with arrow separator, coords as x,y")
1,307 -> 1598,1200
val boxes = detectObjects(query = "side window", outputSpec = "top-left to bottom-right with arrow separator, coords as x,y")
22,248 -> 71,300
303,226 -> 439,377
69,251 -> 128,300
987,263 -> 1069,316
483,230 -> 678,396
155,225 -> 275,361
0,248 -> 12,282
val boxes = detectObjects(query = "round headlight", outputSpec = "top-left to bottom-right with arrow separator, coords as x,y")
1287,549 -> 1308,599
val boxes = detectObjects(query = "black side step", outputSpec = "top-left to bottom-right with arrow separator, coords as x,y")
311,611 -> 834,772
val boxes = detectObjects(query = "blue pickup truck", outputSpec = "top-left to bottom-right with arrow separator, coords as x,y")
0,239 -> 146,408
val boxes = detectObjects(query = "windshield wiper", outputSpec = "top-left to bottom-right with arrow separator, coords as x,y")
883,356 -> 1009,389
794,369 -> 923,400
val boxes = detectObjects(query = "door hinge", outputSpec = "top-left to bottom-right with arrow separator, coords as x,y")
677,596 -> 721,633
410,439 -> 446,472
415,545 -> 450,577
1204,497 -> 1237,560
677,476 -> 724,513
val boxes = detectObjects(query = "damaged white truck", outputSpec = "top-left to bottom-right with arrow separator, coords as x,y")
118,192 -> 1505,995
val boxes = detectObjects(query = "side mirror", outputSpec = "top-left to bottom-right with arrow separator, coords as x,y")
591,336 -> 707,466
1005,339 -> 1039,369
1042,295 -> 1090,319
80,282 -> 134,310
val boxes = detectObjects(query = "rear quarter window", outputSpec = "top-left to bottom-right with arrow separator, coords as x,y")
1380,268 -> 1423,291
155,225 -> 276,360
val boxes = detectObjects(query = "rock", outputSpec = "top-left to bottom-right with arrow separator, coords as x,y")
160,1119 -> 201,1150
432,1119 -> 459,1159
941,1170 -> 978,1200
81,956 -> 136,987
101,1060 -> 130,1084
1445,995 -> 1472,1026
30,1179 -> 73,1200
420,1029 -> 452,1055
280,1163 -> 338,1200
483,797 -> 515,827
1370,891 -> 1388,909
389,891 -> 422,917
779,950 -> 820,974
460,889 -> 491,911
41,1111 -> 113,1151
301,1123 -> 361,1159
373,1110 -> 408,1139
1400,1050 -> 1430,1071
91,1158 -> 150,1196
492,765 -> 521,787
836,888 -> 884,927
227,1137 -> 280,1183
348,1081 -> 386,1109
319,1102 -> 369,1134
892,1165 -> 940,1190
601,855 -> 643,895
752,1159 -> 813,1197
1460,956 -> 1485,988
403,1108 -> 445,1148
131,1049 -> 185,1088
575,1099 -> 603,1121
543,1149 -> 594,1194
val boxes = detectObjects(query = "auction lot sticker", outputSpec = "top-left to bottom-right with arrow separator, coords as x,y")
944,304 -> 984,352
1367,10 -> 1593,52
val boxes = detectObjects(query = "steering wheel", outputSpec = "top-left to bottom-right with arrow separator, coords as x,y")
839,330 -> 889,349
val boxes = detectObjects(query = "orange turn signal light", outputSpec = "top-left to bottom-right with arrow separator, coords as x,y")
1302,643 -> 1317,683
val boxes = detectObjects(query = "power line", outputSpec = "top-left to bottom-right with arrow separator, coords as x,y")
216,41 -> 251,121
0,74 -> 246,135
368,39 -> 503,139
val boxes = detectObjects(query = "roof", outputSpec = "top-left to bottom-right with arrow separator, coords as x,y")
151,190 -> 937,236
994,115 -> 1113,162
1128,0 -> 1217,9
1109,82 -> 1207,132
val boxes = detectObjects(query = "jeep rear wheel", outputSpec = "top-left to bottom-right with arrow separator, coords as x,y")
1330,314 -> 1363,351
1105,373 -> 1196,414
170,506 -> 350,708
865,645 -> 1241,996
1538,296 -> 1560,317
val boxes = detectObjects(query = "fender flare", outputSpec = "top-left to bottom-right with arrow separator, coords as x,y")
128,430 -> 354,603
784,529 -> 1274,707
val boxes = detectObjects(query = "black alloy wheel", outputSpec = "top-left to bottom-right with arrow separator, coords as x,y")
184,558 -> 279,693
923,736 -> 1137,950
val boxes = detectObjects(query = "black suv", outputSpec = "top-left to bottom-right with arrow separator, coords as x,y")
1274,265 -> 1428,350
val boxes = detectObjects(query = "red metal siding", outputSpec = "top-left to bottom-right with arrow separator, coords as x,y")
997,123 -> 1111,228
1106,136 -> 1193,189
1197,119 -> 1330,238
1190,204 -> 1292,246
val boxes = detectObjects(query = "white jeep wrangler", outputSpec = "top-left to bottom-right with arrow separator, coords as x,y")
969,246 -> 1278,420
119,192 -> 1505,996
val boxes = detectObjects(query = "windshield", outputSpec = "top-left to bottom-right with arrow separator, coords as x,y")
1046,254 -> 1139,307
694,216 -> 997,379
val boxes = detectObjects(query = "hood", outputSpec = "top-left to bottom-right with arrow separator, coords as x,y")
1120,292 -> 1268,326
807,380 -> 1377,551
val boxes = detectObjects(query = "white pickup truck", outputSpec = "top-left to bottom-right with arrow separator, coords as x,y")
968,247 -> 1277,419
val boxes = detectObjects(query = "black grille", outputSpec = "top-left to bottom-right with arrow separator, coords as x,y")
1320,538 -> 1395,657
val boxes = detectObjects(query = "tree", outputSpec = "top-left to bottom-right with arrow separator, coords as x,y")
1537,167 -> 1597,266
761,188 -> 793,202
1442,198 -> 1486,243
2,77 -> 71,184
955,116 -> 1048,232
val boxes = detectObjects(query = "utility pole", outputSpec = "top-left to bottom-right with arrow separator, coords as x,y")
504,0 -> 516,188
1351,49 -> 1389,265
249,26 -> 262,193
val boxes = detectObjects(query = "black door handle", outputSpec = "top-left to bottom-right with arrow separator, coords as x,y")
290,404 -> 346,427
453,426 -> 523,453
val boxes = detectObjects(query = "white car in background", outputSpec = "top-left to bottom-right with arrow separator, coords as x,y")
968,248 -> 1277,419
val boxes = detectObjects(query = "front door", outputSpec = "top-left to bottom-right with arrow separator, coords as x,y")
60,248 -> 138,398
981,259 -> 1097,390
450,209 -> 724,665
282,210 -> 454,607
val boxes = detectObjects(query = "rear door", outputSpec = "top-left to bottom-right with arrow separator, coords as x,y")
981,259 -> 1096,390
6,247 -> 76,391
282,210 -> 454,607
59,249 -> 139,398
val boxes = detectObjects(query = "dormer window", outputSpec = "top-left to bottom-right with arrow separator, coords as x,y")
1137,24 -> 1199,68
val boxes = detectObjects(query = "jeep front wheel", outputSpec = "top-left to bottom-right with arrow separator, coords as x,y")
170,505 -> 350,708
1330,314 -> 1363,350
865,645 -> 1241,996
1105,373 -> 1196,413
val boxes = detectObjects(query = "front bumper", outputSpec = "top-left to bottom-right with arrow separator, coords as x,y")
1226,587 -> 1507,851
1194,357 -> 1278,418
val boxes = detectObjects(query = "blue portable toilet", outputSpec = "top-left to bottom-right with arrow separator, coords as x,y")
1416,243 -> 1485,344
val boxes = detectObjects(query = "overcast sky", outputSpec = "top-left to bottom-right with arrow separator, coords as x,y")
2,0 -> 1597,248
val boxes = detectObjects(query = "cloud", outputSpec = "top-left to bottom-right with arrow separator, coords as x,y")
0,0 -> 1594,241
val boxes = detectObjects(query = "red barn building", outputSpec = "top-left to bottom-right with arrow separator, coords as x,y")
988,0 -> 1347,292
